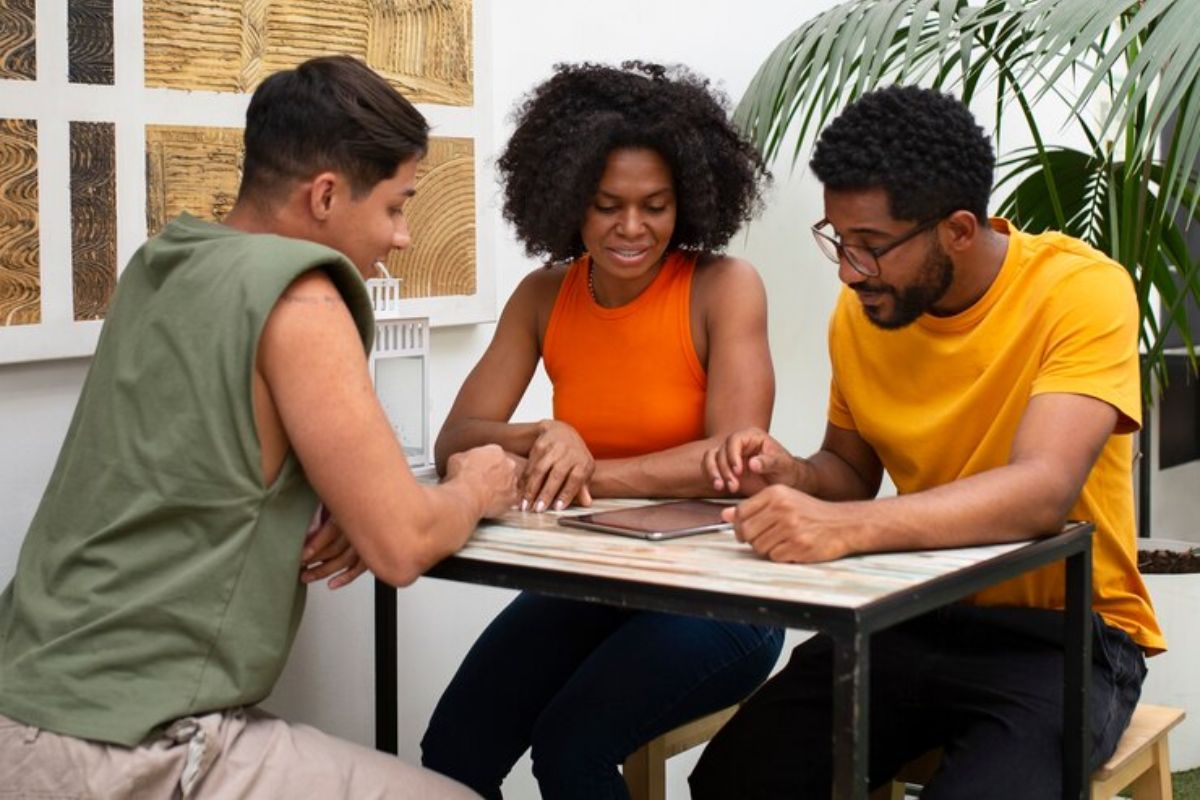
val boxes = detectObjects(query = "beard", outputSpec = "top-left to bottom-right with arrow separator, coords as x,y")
856,245 -> 954,330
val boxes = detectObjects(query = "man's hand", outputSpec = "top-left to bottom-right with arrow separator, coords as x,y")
446,443 -> 521,519
704,427 -> 805,495
300,515 -> 367,589
521,420 -> 595,512
722,484 -> 857,563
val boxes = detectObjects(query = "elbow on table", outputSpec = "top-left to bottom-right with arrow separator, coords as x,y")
1026,491 -> 1077,539
370,555 -> 425,588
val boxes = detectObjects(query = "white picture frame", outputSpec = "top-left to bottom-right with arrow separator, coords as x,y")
0,0 -> 495,366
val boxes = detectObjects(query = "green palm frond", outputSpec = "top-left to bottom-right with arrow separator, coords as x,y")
736,0 -> 1200,399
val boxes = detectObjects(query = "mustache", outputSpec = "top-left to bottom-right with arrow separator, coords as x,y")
849,280 -> 895,296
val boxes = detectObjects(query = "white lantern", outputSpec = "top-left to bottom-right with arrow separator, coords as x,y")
365,273 -> 430,469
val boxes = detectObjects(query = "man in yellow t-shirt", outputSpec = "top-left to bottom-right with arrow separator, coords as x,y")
689,86 -> 1163,799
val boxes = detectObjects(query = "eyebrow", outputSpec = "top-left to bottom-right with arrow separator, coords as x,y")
831,224 -> 893,241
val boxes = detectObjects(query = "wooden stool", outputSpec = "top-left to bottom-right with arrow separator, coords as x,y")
1092,704 -> 1184,799
871,703 -> 1186,800
623,705 -> 739,800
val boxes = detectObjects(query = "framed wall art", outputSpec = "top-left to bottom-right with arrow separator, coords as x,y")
0,0 -> 494,365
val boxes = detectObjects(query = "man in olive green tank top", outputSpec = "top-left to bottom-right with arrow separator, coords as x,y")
0,56 -> 516,799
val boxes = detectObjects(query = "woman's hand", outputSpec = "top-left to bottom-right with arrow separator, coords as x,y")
521,420 -> 595,512
703,427 -> 805,496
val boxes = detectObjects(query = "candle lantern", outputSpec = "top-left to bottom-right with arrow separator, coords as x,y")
366,275 -> 430,468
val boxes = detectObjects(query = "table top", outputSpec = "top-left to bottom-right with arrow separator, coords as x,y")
452,498 -> 1032,611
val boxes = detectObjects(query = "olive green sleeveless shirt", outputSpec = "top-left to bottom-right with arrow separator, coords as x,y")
0,214 -> 373,746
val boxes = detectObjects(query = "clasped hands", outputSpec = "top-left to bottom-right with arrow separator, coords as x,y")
513,419 -> 596,513
703,427 -> 855,564
511,421 -> 856,564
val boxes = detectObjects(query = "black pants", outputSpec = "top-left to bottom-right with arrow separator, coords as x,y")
689,605 -> 1146,799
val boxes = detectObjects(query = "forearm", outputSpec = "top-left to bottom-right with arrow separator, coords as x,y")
801,449 -> 880,501
364,475 -> 489,586
838,461 -> 1077,556
590,439 -> 723,498
435,419 -> 543,475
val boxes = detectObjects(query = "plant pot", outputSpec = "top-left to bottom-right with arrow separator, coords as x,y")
1139,537 -> 1200,770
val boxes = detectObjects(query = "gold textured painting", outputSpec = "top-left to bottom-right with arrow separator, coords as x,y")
387,136 -> 475,297
143,0 -> 473,106
71,122 -> 117,320
0,118 -> 39,326
144,129 -> 474,298
145,125 -> 244,237
0,0 -> 36,80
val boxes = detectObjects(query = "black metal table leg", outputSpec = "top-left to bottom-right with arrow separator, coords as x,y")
1063,537 -> 1092,799
832,628 -> 870,800
374,578 -> 398,754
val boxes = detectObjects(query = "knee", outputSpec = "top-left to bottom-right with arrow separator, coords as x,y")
528,711 -> 614,790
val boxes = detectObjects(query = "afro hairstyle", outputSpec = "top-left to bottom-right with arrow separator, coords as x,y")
497,61 -> 769,262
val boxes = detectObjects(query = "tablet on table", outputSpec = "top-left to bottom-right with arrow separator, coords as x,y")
557,499 -> 733,541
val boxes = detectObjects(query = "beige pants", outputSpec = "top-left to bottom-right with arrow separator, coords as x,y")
0,708 -> 478,799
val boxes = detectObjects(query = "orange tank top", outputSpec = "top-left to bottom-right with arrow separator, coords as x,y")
543,250 -> 707,460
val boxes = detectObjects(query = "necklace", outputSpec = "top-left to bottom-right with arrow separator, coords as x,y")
587,262 -> 597,303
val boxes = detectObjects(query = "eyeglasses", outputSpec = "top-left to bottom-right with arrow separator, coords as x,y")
811,216 -> 944,277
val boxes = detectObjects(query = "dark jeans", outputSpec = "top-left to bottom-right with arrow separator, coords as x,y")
420,592 -> 784,800
689,605 -> 1146,800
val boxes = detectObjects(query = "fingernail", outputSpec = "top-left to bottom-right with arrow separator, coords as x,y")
534,500 -> 545,513
554,500 -> 564,511
713,479 -> 723,490
520,499 -> 528,512
300,548 -> 313,561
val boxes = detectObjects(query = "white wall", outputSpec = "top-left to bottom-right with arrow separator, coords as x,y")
3,3 -> 1198,800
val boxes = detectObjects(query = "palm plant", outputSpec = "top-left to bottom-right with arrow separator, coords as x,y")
736,0 -> 1200,398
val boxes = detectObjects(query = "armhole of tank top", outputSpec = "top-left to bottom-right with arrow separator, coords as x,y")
252,256 -> 358,494
542,259 -> 582,365
677,254 -> 708,389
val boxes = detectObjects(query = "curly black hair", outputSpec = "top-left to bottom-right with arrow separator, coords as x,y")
497,61 -> 769,262
809,86 -> 994,223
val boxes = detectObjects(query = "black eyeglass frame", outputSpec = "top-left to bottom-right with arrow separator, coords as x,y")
811,215 -> 945,277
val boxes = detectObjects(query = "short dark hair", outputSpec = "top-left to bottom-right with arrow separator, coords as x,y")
809,86 -> 994,223
497,61 -> 769,262
239,55 -> 429,202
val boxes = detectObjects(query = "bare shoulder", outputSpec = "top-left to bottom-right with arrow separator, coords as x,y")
259,268 -> 361,375
692,255 -> 767,311
503,262 -> 573,339
279,268 -> 344,303
514,262 -> 571,306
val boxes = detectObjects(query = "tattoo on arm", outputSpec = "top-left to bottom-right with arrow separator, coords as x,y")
281,292 -> 345,307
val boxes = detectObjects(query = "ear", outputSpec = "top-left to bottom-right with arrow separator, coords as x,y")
306,171 -> 340,221
940,210 -> 981,254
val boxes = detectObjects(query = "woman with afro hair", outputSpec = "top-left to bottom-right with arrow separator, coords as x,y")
422,61 -> 784,799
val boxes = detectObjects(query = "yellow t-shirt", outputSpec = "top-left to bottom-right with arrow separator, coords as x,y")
827,219 -> 1164,653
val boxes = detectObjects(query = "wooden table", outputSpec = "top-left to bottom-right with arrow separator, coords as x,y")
374,499 -> 1094,799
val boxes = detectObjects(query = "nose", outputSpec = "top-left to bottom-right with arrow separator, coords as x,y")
616,207 -> 644,237
392,216 -> 411,252
836,250 -> 860,286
